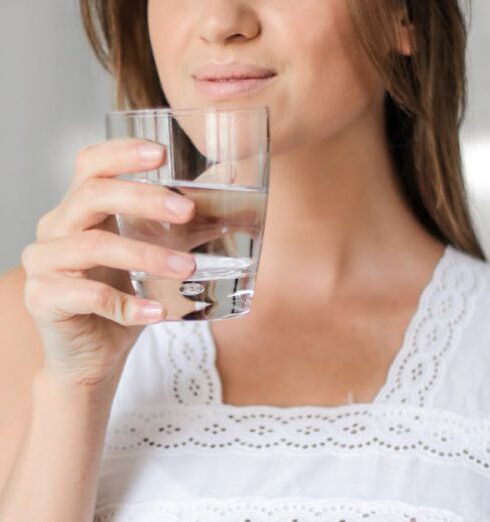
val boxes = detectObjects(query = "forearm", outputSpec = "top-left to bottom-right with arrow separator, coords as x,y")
0,367 -> 118,522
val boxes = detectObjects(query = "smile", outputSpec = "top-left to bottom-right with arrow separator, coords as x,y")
192,76 -> 276,100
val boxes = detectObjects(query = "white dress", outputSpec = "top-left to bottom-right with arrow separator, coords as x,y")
94,244 -> 490,521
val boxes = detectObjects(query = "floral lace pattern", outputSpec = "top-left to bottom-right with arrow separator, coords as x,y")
163,321 -> 218,406
98,247 -> 490,521
374,247 -> 482,407
104,247 -> 490,473
103,403 -> 490,477
156,246 -> 485,412
95,497 -> 467,522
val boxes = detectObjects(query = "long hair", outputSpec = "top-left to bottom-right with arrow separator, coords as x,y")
80,0 -> 486,261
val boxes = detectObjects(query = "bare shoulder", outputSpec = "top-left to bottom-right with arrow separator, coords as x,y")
0,266 -> 44,489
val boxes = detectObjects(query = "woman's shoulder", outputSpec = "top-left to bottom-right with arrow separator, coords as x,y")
0,266 -> 44,490
430,245 -> 490,418
0,264 -> 44,361
449,244 -> 490,331
441,243 -> 490,313
0,265 -> 44,398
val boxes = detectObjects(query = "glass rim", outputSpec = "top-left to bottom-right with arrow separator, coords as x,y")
105,105 -> 270,119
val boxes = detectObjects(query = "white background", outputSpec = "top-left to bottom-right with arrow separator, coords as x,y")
0,0 -> 489,273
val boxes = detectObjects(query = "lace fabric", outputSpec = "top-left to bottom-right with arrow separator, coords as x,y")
103,402 -> 490,477
98,246 -> 490,521
154,246 -> 485,412
149,246 -> 487,418
95,497 -> 468,522
374,246 -> 482,407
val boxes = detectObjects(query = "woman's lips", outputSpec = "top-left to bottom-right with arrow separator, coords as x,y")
192,76 -> 276,99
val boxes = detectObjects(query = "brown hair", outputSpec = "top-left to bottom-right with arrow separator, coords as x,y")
80,0 -> 486,261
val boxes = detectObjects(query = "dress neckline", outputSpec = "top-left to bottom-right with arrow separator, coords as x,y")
203,244 -> 455,410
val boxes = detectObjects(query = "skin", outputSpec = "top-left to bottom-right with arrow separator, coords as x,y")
148,0 -> 444,406
0,0 -> 445,520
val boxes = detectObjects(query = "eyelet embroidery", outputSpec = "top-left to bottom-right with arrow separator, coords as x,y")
103,403 -> 490,477
374,247 -> 483,407
98,248 -> 490,521
156,246 -> 485,412
95,497 -> 468,522
105,247 -> 490,471
164,322 -> 217,405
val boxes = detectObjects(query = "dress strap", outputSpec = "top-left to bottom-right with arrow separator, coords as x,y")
156,321 -> 221,406
375,246 -> 486,407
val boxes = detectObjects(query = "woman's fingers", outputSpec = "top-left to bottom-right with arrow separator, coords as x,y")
21,229 -> 196,280
51,178 -> 196,237
24,274 -> 167,325
71,138 -> 166,191
36,138 -> 171,242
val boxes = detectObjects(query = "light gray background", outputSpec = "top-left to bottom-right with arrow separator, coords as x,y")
1,1 -> 489,274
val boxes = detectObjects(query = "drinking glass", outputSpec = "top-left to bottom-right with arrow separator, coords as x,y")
105,106 -> 270,321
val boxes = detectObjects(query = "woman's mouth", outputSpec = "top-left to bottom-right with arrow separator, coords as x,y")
193,76 -> 276,99
191,62 -> 277,100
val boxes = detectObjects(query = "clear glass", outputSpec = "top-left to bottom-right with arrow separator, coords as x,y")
105,106 -> 270,321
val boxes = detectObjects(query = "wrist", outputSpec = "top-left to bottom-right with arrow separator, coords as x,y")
1,367 -> 117,522
32,365 -> 120,418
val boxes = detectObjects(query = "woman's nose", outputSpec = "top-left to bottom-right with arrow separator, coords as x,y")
197,1 -> 261,45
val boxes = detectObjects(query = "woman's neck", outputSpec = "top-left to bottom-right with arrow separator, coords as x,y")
254,103 -> 444,309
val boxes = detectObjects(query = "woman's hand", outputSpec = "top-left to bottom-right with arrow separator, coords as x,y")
20,138 -> 198,386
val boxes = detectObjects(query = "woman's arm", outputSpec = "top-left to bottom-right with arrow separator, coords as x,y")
0,139 -> 196,521
1,368 -> 118,522
0,267 -> 44,492
0,266 -> 119,522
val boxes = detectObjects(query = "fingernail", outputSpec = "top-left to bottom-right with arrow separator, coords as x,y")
165,195 -> 194,216
140,301 -> 164,319
138,143 -> 164,162
167,254 -> 195,273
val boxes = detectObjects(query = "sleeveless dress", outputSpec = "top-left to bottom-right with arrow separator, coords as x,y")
94,244 -> 490,521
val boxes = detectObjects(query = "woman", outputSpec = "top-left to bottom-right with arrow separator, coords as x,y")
0,0 -> 489,520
